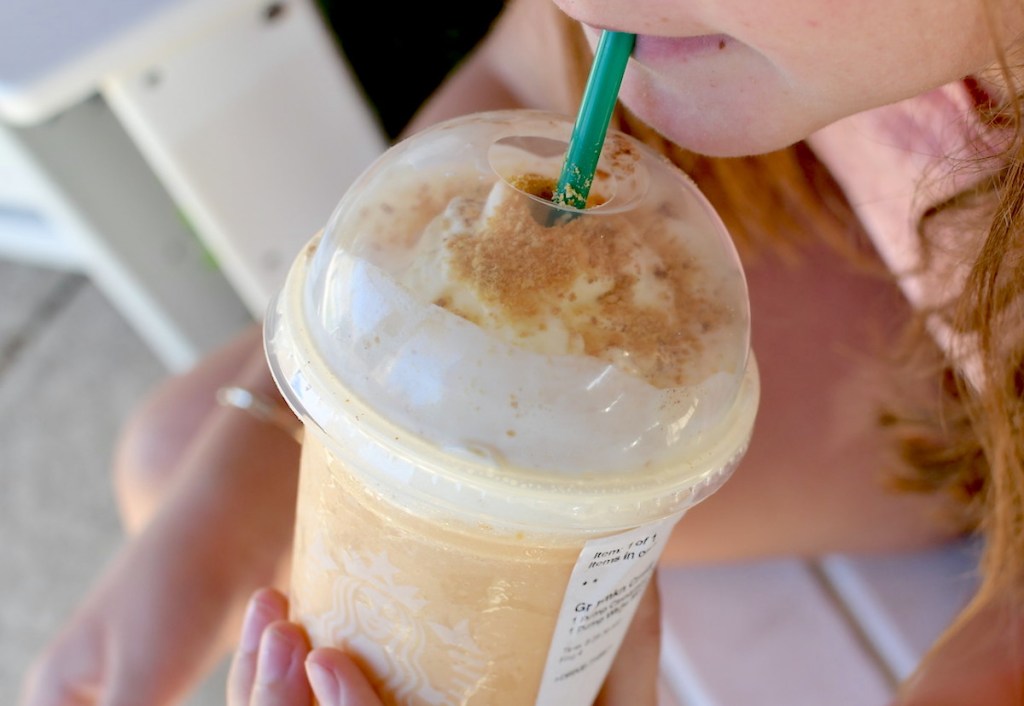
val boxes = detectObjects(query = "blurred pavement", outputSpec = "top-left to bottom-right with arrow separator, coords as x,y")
0,259 -> 227,704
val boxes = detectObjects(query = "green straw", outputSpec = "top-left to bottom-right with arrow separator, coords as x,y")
552,30 -> 636,211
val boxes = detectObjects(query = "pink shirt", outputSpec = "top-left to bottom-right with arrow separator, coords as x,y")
806,81 -> 1003,387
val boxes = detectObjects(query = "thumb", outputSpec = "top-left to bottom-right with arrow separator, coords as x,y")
594,570 -> 662,706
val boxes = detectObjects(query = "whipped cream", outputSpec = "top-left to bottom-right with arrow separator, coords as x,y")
268,110 -> 758,527
380,176 -> 740,390
282,164 -> 751,477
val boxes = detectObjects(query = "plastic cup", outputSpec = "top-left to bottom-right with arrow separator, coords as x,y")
264,109 -> 759,706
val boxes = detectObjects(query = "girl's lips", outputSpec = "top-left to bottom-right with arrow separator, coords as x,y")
633,33 -> 732,63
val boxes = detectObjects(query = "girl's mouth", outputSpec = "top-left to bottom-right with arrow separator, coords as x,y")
633,33 -> 732,64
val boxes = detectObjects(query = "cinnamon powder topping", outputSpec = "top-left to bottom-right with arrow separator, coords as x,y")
442,177 -> 733,388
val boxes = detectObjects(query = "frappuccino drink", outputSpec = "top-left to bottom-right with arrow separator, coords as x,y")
265,110 -> 759,706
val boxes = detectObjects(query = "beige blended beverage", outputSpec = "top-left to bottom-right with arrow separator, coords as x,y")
265,110 -> 759,706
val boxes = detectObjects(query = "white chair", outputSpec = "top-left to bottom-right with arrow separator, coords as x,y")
0,0 -> 387,371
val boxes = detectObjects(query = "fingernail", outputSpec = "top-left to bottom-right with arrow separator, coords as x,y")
306,660 -> 341,703
258,625 -> 298,684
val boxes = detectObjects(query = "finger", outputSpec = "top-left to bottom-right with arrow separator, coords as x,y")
249,622 -> 313,706
306,649 -> 384,706
227,589 -> 290,706
595,572 -> 662,706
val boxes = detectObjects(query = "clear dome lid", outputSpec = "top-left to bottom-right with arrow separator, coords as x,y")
268,110 -> 752,479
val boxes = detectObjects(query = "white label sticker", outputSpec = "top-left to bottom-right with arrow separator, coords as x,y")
533,512 -> 685,706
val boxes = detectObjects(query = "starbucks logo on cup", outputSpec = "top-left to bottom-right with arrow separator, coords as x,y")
304,534 -> 487,705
